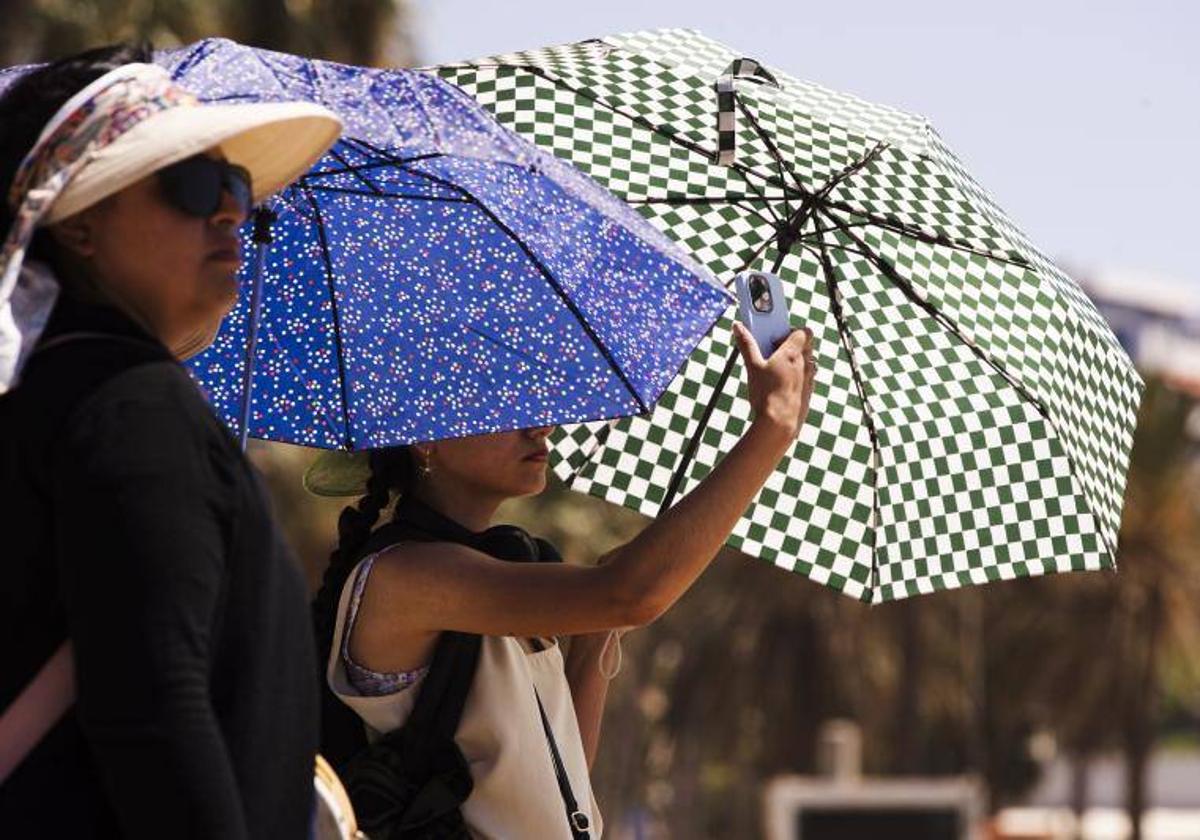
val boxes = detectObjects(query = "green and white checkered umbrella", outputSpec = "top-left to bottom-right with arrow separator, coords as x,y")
432,29 -> 1143,603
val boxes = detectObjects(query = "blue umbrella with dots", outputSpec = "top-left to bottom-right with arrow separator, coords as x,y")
149,39 -> 730,450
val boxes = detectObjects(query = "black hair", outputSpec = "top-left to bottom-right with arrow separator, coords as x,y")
0,42 -> 152,263
312,446 -> 419,765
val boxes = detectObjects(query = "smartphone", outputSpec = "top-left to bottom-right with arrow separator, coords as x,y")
734,271 -> 792,356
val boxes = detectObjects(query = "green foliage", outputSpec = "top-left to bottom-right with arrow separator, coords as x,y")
1,0 -> 415,67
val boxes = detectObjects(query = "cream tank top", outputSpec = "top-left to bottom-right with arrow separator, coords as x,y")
327,555 -> 604,839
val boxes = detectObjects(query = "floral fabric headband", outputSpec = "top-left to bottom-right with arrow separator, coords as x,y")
0,63 -> 192,392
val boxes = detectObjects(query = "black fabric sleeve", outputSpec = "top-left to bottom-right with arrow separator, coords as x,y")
51,365 -> 248,840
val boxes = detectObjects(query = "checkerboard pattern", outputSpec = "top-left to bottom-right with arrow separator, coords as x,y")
431,29 -> 1143,602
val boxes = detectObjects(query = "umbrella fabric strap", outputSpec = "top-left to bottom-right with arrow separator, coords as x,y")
534,686 -> 592,839
714,57 -> 779,165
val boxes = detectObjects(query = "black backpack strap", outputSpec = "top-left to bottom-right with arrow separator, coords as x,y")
405,631 -> 481,746
344,503 -> 588,837
534,689 -> 591,839
355,520 -> 484,749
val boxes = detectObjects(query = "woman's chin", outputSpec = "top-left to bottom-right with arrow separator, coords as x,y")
173,326 -> 219,360
513,466 -> 549,496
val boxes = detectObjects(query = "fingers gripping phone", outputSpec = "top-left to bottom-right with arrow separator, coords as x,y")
735,271 -> 792,355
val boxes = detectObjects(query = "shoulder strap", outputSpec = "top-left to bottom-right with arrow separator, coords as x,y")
0,331 -> 171,785
356,503 -> 584,834
534,688 -> 591,839
404,631 -> 481,745
354,518 -> 484,753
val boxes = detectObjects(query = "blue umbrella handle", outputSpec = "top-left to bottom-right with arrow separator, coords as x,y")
237,207 -> 276,452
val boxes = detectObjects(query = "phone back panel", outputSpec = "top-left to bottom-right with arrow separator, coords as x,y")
735,271 -> 792,356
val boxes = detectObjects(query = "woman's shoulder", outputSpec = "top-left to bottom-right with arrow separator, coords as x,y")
372,538 -> 473,566
63,361 -> 226,459
366,538 -> 484,589
82,358 -> 206,410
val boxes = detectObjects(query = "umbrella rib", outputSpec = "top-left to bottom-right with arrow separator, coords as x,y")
562,421 -> 619,487
625,194 -> 781,228
725,235 -> 782,288
304,185 -> 472,202
736,175 -> 786,223
658,352 -> 740,512
349,139 -> 650,414
325,146 -> 385,197
461,200 -> 650,414
460,322 -> 570,380
626,193 -> 793,204
820,205 -> 1050,415
822,198 -> 1029,267
658,247 -> 791,511
820,207 -> 1119,563
308,151 -> 445,178
261,326 -> 347,446
814,237 -> 883,599
734,97 -> 887,223
194,92 -> 267,104
799,222 -> 876,261
167,39 -> 214,79
301,184 -> 356,449
734,96 -> 802,213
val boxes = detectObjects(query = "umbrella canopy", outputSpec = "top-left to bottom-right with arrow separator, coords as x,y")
148,38 -> 730,449
433,29 -> 1144,603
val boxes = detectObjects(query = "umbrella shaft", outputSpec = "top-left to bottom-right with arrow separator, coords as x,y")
237,208 -> 274,451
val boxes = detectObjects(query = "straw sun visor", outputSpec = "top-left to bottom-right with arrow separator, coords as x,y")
303,450 -> 373,498
45,100 -> 342,223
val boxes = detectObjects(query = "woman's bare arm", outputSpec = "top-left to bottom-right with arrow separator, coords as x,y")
562,632 -> 611,768
353,324 -> 815,658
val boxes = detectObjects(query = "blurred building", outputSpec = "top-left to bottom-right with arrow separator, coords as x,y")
1076,266 -> 1200,396
995,751 -> 1200,840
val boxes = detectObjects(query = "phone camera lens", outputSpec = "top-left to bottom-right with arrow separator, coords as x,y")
750,274 -> 773,313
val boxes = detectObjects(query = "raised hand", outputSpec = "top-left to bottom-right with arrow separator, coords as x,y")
732,322 -> 817,440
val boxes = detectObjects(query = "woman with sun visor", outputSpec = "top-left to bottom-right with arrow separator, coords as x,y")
0,44 -> 341,838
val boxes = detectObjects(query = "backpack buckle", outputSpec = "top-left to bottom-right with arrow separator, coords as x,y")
570,810 -> 591,833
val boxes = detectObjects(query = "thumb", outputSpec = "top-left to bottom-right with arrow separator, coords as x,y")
732,321 -> 766,369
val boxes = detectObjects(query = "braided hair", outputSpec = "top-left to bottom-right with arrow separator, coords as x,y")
312,446 -> 420,765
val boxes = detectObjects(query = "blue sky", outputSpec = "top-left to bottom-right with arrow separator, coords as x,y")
414,0 -> 1199,290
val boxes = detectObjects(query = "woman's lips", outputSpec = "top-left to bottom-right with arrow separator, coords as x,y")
208,241 -> 241,264
524,451 -> 549,463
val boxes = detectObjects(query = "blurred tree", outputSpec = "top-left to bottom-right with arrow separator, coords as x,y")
1002,378 -> 1200,839
0,0 -> 417,67
1110,380 -> 1200,840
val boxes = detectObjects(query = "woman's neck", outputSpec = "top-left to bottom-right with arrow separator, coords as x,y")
57,262 -> 164,347
412,477 -> 503,533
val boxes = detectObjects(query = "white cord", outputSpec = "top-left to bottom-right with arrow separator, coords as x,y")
598,629 -> 624,680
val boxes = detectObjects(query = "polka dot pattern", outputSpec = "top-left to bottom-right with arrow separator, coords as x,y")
155,38 -> 730,448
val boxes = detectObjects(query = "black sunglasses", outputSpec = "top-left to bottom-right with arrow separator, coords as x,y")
157,155 -> 253,218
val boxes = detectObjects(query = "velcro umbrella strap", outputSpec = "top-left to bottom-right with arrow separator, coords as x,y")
713,57 -> 779,165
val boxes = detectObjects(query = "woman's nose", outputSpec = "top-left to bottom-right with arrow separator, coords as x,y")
525,425 -> 553,440
210,184 -> 249,230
